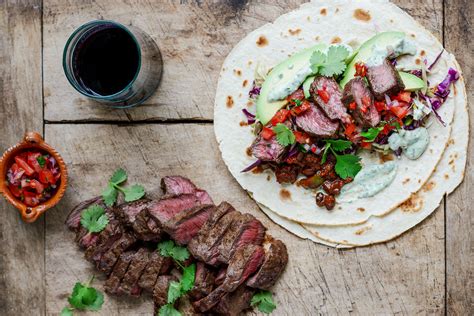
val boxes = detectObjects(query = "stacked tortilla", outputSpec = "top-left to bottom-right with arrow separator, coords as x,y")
214,0 -> 468,247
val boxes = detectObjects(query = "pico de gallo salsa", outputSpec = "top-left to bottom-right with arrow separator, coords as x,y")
6,151 -> 61,207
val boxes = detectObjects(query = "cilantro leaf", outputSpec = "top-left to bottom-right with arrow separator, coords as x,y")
159,304 -> 181,316
310,45 -> 350,77
273,123 -> 295,146
80,205 -> 109,233
68,282 -> 104,311
325,139 -> 352,152
60,307 -> 73,316
334,154 -> 362,179
360,127 -> 382,142
122,184 -> 145,202
310,50 -> 326,73
180,263 -> 196,292
292,99 -> 302,106
158,240 -> 175,257
102,183 -> 118,207
320,60 -> 346,76
167,281 -> 182,304
251,290 -> 277,314
110,168 -> 127,184
327,45 -> 350,63
158,240 -> 190,262
37,156 -> 46,168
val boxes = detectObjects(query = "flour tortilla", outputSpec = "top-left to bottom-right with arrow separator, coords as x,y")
259,61 -> 467,247
214,0 -> 456,226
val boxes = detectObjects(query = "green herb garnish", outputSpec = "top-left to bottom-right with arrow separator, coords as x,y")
322,139 -> 362,179
102,168 -> 145,206
158,240 -> 190,263
292,99 -> 302,106
159,304 -> 181,316
360,127 -> 382,142
251,290 -> 277,314
61,277 -> 104,315
273,123 -> 295,146
310,45 -> 350,77
37,155 -> 46,168
80,205 -> 109,233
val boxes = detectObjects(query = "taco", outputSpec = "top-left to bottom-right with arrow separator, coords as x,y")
214,0 -> 466,234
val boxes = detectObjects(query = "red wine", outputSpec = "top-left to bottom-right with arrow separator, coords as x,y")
72,25 -> 139,96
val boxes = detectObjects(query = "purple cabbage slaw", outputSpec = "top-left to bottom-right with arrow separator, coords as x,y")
242,109 -> 256,124
241,159 -> 262,173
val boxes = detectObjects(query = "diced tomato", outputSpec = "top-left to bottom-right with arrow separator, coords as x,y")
27,152 -> 43,173
270,109 -> 290,126
390,102 -> 410,119
294,131 -> 310,144
14,156 -> 35,176
22,179 -> 44,194
292,100 -> 311,116
261,127 -> 275,140
374,101 -> 387,112
393,91 -> 412,103
317,89 -> 330,103
39,169 -> 56,184
24,195 -> 40,207
8,183 -> 21,197
380,123 -> 395,136
355,62 -> 367,77
348,102 -> 357,110
287,89 -> 305,103
344,123 -> 356,137
360,141 -> 372,149
10,163 -> 19,173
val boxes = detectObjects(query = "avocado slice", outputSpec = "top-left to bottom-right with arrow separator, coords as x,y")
398,71 -> 426,91
256,44 -> 327,125
302,75 -> 316,99
340,32 -> 414,88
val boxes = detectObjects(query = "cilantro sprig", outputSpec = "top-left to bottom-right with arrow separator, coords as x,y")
360,127 -> 382,142
273,123 -> 296,147
37,155 -> 46,168
310,45 -> 350,77
322,139 -> 362,179
80,205 -> 109,233
157,241 -> 196,316
102,168 -> 145,206
60,277 -> 104,316
251,290 -> 277,314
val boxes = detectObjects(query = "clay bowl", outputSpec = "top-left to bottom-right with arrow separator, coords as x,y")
0,132 -> 68,223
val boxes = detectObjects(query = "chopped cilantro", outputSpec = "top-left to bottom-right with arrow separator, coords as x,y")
36,155 -> 46,168
251,290 -> 277,314
80,205 -> 109,233
360,127 -> 382,142
273,123 -> 295,146
310,45 -> 350,77
292,99 -> 302,106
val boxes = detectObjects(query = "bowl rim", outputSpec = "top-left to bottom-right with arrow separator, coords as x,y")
0,132 -> 68,223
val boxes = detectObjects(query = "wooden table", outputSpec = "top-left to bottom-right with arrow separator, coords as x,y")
1,1 -> 471,315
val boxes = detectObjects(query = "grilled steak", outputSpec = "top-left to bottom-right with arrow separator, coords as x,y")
162,204 -> 216,245
84,214 -> 123,263
66,196 -> 104,230
96,232 -> 137,275
246,239 -> 288,290
138,252 -> 169,292
104,251 -> 135,295
153,275 -> 178,307
188,262 -> 216,301
189,210 -> 240,265
217,213 -> 265,264
342,77 -> 380,127
117,248 -> 151,297
212,285 -> 255,316
310,76 -> 350,123
366,58 -> 405,100
295,102 -> 339,137
215,267 -> 227,286
147,194 -> 205,225
251,135 -> 287,162
133,211 -> 162,242
194,245 -> 265,312
161,175 -> 214,205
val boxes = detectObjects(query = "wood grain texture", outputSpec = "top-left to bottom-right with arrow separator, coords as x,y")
45,124 -> 444,315
0,1 -> 44,315
444,0 -> 473,314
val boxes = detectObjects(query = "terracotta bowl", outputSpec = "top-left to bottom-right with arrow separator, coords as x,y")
0,132 -> 68,223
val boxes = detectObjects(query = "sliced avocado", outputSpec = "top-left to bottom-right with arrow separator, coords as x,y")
398,71 -> 426,91
340,32 -> 408,88
302,75 -> 316,99
256,44 -> 327,125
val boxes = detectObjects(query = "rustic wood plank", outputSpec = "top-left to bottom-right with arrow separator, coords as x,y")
0,1 -> 44,315
43,0 -> 308,122
45,123 -> 444,315
444,0 -> 473,314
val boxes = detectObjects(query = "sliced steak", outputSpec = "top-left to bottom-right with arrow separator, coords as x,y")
189,210 -> 240,265
147,194 -> 203,225
188,262 -> 216,301
212,285 -> 255,316
162,204 -> 216,245
246,239 -> 289,290
193,245 -> 265,312
251,135 -> 287,162
217,213 -> 265,264
153,275 -> 178,307
342,77 -> 380,127
84,214 -> 123,263
66,196 -> 103,230
310,76 -> 350,123
138,251 -> 168,292
214,267 -> 227,286
161,175 -> 197,196
295,102 -> 339,137
117,248 -> 151,297
366,58 -> 405,100
133,210 -> 163,242
104,251 -> 135,295
96,232 -> 137,275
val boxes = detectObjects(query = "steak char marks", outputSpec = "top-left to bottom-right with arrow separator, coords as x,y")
295,102 -> 339,137
310,76 -> 351,123
67,176 -> 288,316
342,77 -> 381,127
366,58 -> 405,100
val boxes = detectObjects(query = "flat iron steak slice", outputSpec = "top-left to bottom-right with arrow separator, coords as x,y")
211,284 -> 255,316
147,194 -> 204,224
161,175 -> 214,204
117,247 -> 152,297
84,214 -> 123,263
251,135 -> 287,162
96,232 -> 137,275
309,76 -> 350,123
153,275 -> 178,307
138,251 -> 168,292
294,102 -> 339,137
188,262 -> 216,301
246,238 -> 289,290
342,77 -> 380,127
66,196 -> 104,230
366,58 -> 405,100
104,251 -> 135,295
